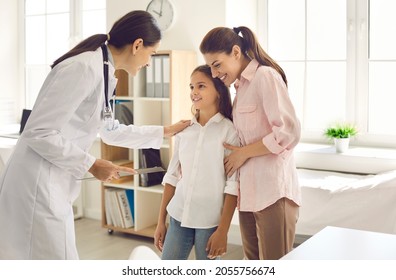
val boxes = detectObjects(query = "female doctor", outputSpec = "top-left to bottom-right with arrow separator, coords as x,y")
0,10 -> 189,260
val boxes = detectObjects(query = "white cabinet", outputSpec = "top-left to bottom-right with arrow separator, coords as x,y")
101,50 -> 196,237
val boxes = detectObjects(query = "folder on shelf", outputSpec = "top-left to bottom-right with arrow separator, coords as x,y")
125,189 -> 135,222
154,56 -> 163,98
104,189 -> 114,226
146,61 -> 155,97
109,189 -> 123,228
139,149 -> 165,187
162,55 -> 170,98
116,190 -> 134,228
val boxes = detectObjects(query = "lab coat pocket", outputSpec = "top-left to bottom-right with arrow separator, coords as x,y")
48,165 -> 72,216
237,104 -> 257,131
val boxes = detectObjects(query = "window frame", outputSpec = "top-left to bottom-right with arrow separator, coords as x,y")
259,0 -> 396,149
21,0 -> 106,110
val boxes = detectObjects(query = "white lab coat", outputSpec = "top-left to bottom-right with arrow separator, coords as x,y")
0,47 -> 163,259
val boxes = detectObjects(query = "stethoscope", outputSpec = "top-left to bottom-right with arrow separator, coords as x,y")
100,44 -> 117,130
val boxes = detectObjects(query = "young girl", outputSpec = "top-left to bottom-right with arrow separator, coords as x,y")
154,65 -> 240,260
200,26 -> 301,260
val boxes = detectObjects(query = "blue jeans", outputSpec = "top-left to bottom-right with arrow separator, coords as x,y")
161,217 -> 218,260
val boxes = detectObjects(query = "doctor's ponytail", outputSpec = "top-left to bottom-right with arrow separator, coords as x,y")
51,10 -> 161,68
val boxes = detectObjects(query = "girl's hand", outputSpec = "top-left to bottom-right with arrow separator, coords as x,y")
206,229 -> 227,259
154,222 -> 167,252
223,143 -> 248,177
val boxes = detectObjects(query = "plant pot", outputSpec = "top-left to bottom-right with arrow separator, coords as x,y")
334,138 -> 350,153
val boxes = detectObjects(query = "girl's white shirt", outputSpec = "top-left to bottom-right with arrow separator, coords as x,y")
163,112 -> 240,229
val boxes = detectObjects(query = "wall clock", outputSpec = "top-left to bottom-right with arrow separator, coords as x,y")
146,0 -> 175,31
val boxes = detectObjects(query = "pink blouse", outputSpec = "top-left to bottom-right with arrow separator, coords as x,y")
233,59 -> 301,212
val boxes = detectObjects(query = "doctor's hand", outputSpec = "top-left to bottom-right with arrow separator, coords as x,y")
164,120 -> 191,137
88,159 -> 136,182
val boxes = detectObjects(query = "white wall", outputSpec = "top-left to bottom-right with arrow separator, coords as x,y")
106,0 -> 228,65
226,0 -> 257,31
0,0 -> 22,125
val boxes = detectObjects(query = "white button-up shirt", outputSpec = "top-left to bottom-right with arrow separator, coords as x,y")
162,113 -> 240,228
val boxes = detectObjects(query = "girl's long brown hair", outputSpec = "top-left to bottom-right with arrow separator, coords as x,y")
200,26 -> 287,87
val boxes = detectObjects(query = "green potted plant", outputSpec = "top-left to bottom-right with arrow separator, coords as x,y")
324,123 -> 358,153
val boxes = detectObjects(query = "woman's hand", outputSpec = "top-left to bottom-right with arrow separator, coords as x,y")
88,159 -> 135,182
164,120 -> 191,137
223,143 -> 248,177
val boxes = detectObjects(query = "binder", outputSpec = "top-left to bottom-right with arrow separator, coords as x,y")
162,55 -> 170,98
139,149 -> 165,187
146,62 -> 155,97
125,189 -> 135,222
109,189 -> 123,227
154,56 -> 163,98
116,190 -> 134,228
104,189 -> 114,226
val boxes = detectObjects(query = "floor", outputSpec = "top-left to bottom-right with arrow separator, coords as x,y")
75,218 -> 245,260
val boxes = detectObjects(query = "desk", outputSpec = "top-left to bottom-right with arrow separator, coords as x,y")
281,226 -> 396,260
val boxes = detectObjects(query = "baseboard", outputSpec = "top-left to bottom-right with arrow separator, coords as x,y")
82,208 -> 101,220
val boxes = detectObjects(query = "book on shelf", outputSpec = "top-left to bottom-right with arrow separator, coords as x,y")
125,189 -> 135,222
104,189 -> 114,226
116,189 -> 134,228
111,189 -> 124,227
104,188 -> 134,229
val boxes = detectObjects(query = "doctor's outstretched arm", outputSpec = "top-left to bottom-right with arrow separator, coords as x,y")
100,119 -> 190,150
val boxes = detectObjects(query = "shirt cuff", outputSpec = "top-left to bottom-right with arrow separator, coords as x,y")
72,153 -> 96,179
162,173 -> 179,187
224,180 -> 238,196
262,133 -> 290,159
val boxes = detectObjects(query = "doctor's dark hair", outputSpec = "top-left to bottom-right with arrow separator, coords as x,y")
191,65 -> 233,121
51,10 -> 161,68
200,26 -> 287,87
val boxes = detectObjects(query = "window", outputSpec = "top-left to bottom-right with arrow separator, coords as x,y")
24,0 -> 106,108
262,0 -> 396,148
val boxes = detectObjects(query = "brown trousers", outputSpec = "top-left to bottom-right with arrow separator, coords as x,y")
239,197 -> 299,260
